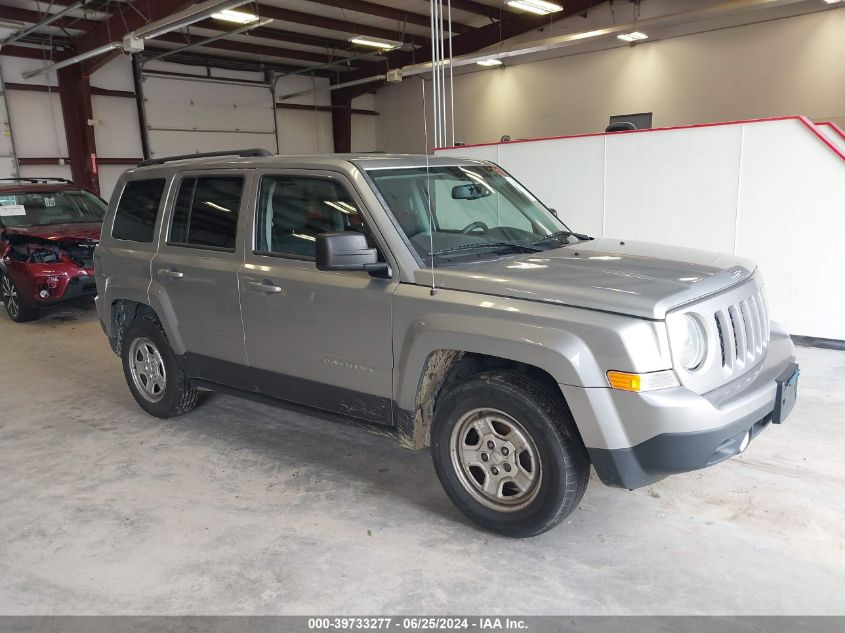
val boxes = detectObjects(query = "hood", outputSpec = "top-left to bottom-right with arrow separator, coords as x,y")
414,238 -> 756,319
2,222 -> 102,242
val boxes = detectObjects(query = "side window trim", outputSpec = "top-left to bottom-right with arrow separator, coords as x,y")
250,171 -> 370,263
161,170 -> 247,254
110,177 -> 168,244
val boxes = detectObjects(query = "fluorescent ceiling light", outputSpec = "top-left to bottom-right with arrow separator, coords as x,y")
211,9 -> 260,24
617,31 -> 649,42
506,1 -> 563,15
349,36 -> 401,50
477,58 -> 503,67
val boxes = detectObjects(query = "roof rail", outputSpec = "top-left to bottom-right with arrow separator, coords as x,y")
138,148 -> 273,167
0,177 -> 72,184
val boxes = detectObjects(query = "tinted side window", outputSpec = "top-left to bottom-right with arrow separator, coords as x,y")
255,176 -> 366,259
112,179 -> 166,242
169,176 -> 243,250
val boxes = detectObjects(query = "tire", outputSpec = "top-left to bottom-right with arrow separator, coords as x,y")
1,273 -> 40,322
121,317 -> 198,418
431,371 -> 590,538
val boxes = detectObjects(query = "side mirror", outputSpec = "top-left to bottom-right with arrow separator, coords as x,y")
316,232 -> 389,277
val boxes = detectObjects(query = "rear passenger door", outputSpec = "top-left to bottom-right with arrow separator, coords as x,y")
150,170 -> 251,384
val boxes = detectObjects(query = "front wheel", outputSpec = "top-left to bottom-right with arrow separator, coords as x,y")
121,317 -> 198,418
431,372 -> 590,537
1,273 -> 40,322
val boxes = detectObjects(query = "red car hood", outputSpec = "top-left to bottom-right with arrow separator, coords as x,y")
3,222 -> 102,242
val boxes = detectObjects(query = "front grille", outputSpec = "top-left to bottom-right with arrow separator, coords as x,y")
713,288 -> 770,378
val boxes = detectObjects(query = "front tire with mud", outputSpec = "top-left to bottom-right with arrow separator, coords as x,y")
431,371 -> 590,537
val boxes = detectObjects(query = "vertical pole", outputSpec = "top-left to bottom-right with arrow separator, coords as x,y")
269,72 -> 281,155
132,56 -> 152,161
0,60 -> 20,177
448,0 -> 455,147
58,65 -> 99,195
429,0 -> 436,149
331,91 -> 352,154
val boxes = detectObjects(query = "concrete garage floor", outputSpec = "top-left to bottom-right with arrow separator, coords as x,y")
0,301 -> 843,615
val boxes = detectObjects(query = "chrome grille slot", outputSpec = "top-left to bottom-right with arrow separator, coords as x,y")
715,288 -> 770,380
715,314 -> 726,367
728,305 -> 746,365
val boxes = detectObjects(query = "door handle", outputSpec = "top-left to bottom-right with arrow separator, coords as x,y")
158,269 -> 184,279
247,280 -> 283,294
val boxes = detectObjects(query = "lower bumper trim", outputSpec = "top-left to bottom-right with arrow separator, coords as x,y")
588,408 -> 773,489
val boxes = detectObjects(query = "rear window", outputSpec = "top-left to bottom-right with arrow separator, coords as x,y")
168,176 -> 243,251
0,190 -> 106,227
112,179 -> 166,243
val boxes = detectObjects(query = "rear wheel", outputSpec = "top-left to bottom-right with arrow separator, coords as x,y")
122,317 -> 198,418
431,371 -> 590,537
1,273 -> 40,322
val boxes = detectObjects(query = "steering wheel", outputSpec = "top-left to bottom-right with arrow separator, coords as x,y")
461,221 -> 490,234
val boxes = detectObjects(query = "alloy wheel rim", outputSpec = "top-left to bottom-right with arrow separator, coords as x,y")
449,407 -> 542,512
128,337 -> 167,403
2,277 -> 19,320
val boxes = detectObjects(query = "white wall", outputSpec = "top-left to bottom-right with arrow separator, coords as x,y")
351,93 -> 378,153
92,57 -> 144,200
437,118 -> 845,340
275,74 -> 334,154
375,8 -> 845,153
0,57 -> 72,183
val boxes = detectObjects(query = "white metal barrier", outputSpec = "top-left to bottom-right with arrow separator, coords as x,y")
435,117 -> 845,341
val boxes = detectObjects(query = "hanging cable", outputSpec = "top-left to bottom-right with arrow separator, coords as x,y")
420,77 -> 437,296
448,0 -> 455,147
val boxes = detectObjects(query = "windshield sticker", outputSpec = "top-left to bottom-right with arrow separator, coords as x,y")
44,197 -> 56,207
0,204 -> 26,217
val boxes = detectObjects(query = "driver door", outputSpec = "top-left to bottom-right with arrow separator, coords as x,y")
238,170 -> 397,425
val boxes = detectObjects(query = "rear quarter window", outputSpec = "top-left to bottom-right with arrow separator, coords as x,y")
112,178 -> 166,242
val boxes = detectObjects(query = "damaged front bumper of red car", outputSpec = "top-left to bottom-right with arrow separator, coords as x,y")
1,233 -> 99,305
4,260 -> 98,304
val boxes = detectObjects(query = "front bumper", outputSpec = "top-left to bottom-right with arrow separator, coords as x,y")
561,322 -> 797,489
6,261 -> 96,305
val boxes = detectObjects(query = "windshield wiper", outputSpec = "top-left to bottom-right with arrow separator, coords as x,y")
529,230 -> 593,247
429,241 -> 544,257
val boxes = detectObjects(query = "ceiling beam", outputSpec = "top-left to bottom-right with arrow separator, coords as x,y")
337,0 -> 605,96
0,5 -> 97,31
254,4 -> 418,43
192,20 -> 352,50
71,0 -> 197,75
424,0 -> 507,20
309,0 -> 472,34
0,45 -> 59,60
141,52 -> 336,78
154,32 -> 353,66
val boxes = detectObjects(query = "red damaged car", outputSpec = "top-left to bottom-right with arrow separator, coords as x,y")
0,178 -> 106,322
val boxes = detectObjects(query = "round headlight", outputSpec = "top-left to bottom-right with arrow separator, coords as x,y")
671,314 -> 707,370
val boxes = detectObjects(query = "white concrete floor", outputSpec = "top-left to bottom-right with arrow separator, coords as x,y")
0,301 -> 843,615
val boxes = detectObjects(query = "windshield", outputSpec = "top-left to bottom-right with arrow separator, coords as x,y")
0,190 -> 106,227
367,165 -> 580,263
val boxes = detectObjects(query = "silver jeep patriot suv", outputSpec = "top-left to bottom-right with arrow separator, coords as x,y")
95,149 -> 800,537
